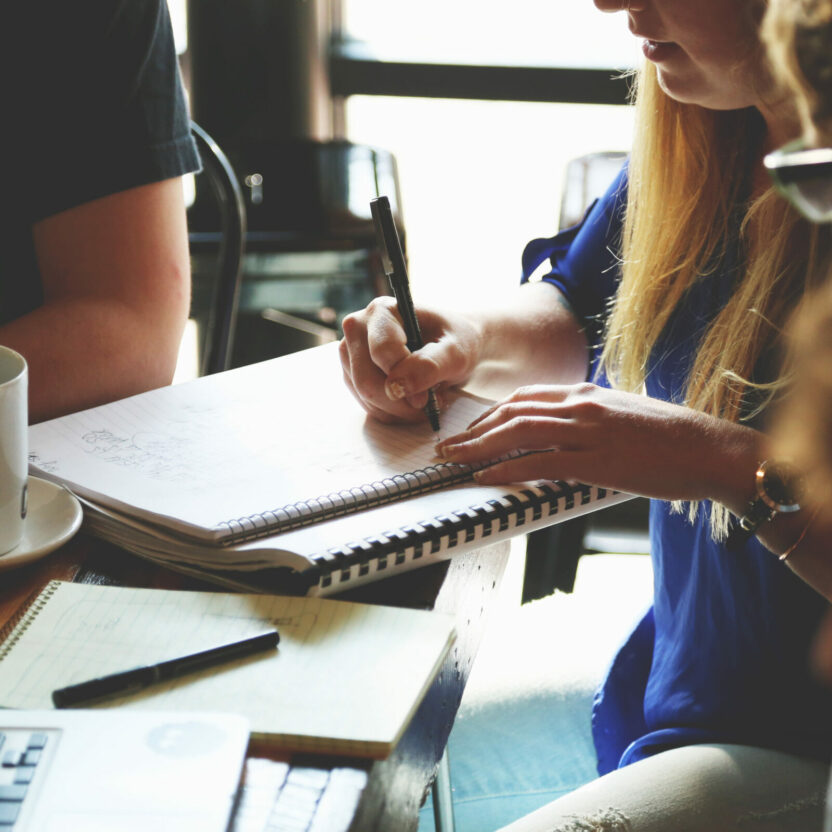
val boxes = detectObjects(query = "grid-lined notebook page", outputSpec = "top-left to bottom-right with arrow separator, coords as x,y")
28,343 -> 492,541
0,582 -> 455,757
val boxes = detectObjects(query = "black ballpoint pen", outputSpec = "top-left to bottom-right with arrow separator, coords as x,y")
52,628 -> 280,708
370,195 -> 441,432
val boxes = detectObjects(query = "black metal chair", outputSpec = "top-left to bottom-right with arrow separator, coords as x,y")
186,137 -> 404,368
189,121 -> 247,376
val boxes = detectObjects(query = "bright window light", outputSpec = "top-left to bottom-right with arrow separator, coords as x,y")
167,0 -> 187,55
346,97 -> 634,305
343,2 -> 640,68
343,2 -> 638,304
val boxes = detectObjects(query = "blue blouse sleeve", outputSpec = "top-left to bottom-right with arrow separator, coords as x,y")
521,165 -> 628,374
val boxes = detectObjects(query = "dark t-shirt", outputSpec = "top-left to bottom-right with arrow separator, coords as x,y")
0,0 -> 200,325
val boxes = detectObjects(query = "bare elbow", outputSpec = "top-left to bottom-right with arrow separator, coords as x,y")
129,258 -> 192,390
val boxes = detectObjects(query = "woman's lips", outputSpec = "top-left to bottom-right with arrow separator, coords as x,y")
641,39 -> 680,62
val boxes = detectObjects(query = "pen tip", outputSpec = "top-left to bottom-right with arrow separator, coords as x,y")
425,389 -> 441,433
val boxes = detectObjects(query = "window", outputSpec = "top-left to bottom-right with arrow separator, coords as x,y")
167,0 -> 187,55
341,3 -> 638,301
342,1 -> 639,69
347,97 -> 633,303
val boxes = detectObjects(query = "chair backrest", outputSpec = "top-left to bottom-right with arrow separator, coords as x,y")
523,149 -> 630,603
558,151 -> 627,231
190,122 -> 247,376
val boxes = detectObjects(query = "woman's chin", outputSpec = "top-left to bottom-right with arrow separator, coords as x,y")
654,68 -> 753,111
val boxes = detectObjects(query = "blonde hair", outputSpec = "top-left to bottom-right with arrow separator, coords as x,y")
599,63 -> 823,538
763,0 -> 832,143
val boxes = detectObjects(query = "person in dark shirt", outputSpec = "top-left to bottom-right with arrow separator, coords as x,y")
0,0 -> 200,422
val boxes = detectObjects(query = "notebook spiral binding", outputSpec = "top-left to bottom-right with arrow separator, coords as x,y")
215,461 -> 488,544
0,580 -> 61,662
307,480 -> 613,590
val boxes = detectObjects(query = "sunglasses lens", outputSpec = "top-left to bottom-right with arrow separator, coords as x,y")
780,176 -> 832,223
766,143 -> 832,223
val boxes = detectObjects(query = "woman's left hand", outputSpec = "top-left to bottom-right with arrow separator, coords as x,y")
436,383 -> 761,506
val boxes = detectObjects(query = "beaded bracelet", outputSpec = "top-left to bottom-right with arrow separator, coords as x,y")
779,507 -> 820,562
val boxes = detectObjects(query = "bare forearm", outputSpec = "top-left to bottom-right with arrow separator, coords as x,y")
340,279 -> 589,422
16,179 -> 192,423
437,371 -> 832,601
771,515 -> 832,600
726,452 -> 832,600
468,282 -> 589,394
708,431 -> 832,599
3,295 -> 187,423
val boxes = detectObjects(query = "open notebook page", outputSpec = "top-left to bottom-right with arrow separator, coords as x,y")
29,343 -> 492,541
0,582 -> 456,757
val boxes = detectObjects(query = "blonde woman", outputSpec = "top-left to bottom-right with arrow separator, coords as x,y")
341,0 -> 832,828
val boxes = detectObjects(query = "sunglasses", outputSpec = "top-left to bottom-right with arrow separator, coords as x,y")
764,139 -> 832,223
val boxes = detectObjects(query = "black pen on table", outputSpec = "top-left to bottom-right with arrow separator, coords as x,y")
52,628 -> 279,709
370,195 -> 441,432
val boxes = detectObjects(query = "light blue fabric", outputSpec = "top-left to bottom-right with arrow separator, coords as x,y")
419,689 -> 599,832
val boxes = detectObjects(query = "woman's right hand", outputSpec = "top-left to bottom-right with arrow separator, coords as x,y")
339,296 -> 483,423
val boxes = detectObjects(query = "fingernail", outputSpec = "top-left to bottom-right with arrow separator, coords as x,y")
435,443 -> 458,460
386,379 -> 406,400
440,447 -> 463,463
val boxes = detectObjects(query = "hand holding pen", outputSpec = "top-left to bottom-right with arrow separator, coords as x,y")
369,196 -> 441,432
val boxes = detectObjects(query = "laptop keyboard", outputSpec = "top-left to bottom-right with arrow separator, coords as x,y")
0,729 -> 366,832
232,759 -> 368,832
0,729 -> 50,829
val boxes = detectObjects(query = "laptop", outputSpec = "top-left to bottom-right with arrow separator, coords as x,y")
0,709 -> 249,832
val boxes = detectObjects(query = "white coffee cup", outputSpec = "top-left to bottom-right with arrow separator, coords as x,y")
0,347 -> 28,555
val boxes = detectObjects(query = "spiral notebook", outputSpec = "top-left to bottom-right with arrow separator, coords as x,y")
0,581 -> 456,758
28,343 -> 631,594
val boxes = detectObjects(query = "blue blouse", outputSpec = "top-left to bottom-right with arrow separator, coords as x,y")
521,166 -> 832,775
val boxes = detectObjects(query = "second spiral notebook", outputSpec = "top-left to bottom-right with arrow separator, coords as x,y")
28,343 -> 631,594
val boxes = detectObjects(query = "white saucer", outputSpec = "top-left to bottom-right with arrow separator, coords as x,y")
0,476 -> 82,571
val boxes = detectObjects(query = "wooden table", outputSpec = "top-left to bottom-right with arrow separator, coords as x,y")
0,532 -> 511,832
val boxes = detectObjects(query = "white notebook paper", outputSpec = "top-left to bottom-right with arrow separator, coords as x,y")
0,581 -> 456,758
28,344 -> 631,594
29,344 -> 491,542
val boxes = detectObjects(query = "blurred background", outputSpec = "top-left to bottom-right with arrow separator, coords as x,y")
171,0 -> 638,367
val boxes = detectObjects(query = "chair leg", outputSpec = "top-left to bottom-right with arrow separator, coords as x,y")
522,517 -> 588,602
431,747 -> 456,832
